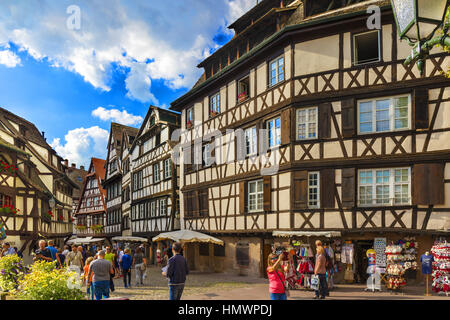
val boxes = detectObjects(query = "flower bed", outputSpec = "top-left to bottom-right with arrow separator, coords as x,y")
0,255 -> 27,292
12,261 -> 85,300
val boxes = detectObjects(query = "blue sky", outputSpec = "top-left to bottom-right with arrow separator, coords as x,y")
0,0 -> 254,167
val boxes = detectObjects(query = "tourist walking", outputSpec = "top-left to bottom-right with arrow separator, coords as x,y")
104,246 -> 116,292
83,257 -> 94,300
266,253 -> 289,300
62,245 -> 70,257
1,242 -> 16,257
133,247 -> 147,286
47,240 -> 58,261
56,248 -> 66,268
34,240 -> 52,262
314,246 -> 328,299
162,242 -> 189,300
120,248 -> 132,288
87,250 -> 114,300
66,245 -> 84,275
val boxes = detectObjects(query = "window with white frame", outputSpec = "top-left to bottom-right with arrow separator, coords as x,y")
245,127 -> 257,156
248,180 -> 263,212
203,144 -> 212,167
164,159 -> 171,179
153,163 -> 160,183
210,92 -> 220,116
308,172 -> 320,208
151,201 -> 156,217
186,107 -> 194,127
270,56 -> 284,87
297,107 -> 318,140
159,198 -> 167,216
358,95 -> 410,134
267,117 -> 281,148
358,168 -> 411,206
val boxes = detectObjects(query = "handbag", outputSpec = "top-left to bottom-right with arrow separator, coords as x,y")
140,263 -> 147,271
310,274 -> 320,291
275,270 -> 290,297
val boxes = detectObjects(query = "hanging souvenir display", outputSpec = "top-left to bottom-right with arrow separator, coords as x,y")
342,242 -> 354,283
293,243 -> 315,290
384,238 -> 418,290
431,239 -> 450,295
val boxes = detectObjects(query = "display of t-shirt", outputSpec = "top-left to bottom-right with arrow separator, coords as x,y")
420,254 -> 434,275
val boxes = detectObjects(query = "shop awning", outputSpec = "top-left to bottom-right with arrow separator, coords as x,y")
66,237 -> 105,244
152,230 -> 224,246
273,231 -> 342,238
111,236 -> 149,243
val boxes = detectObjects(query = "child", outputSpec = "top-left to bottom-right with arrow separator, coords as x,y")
83,257 -> 94,300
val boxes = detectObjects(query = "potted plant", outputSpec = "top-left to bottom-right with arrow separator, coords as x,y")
1,205 -> 19,215
0,162 -> 18,174
43,211 -> 53,222
57,214 -> 65,222
210,110 -> 219,118
186,120 -> 193,129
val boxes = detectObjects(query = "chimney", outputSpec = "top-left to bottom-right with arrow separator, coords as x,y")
64,159 -> 69,167
71,163 -> 76,168
80,166 -> 85,171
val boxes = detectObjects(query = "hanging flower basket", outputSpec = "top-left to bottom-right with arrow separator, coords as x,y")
0,162 -> 18,174
90,224 -> 104,233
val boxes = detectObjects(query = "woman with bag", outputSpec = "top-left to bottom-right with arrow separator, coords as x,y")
313,246 -> 328,299
133,247 -> 147,286
266,253 -> 290,300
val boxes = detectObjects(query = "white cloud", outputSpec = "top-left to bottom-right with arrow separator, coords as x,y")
50,126 -> 109,167
0,49 -> 21,68
0,0 -> 256,102
92,106 -> 143,126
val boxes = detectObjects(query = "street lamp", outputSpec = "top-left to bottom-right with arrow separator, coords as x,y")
391,0 -> 450,74
49,197 -> 56,209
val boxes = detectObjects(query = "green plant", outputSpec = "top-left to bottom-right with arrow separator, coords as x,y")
12,261 -> 85,300
0,255 -> 27,292
91,224 -> 103,233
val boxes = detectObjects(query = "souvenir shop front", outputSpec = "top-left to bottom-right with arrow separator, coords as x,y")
271,230 -> 449,293
271,231 -> 342,291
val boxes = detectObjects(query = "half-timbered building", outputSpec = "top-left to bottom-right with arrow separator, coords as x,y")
129,106 -> 180,251
103,123 -> 139,237
170,0 -> 450,279
74,158 -> 107,238
0,107 -> 78,263
120,126 -> 138,237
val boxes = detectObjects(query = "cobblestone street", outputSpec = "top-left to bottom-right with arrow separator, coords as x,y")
106,266 -> 450,300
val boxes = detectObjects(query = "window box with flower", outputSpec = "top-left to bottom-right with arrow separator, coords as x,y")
75,224 -> 87,231
0,205 -> 19,215
91,224 -> 104,233
0,162 -> 18,174
238,92 -> 248,103
43,211 -> 53,222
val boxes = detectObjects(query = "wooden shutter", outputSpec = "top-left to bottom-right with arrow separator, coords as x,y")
263,176 -> 272,212
414,88 -> 429,130
183,192 -> 191,218
281,108 -> 292,145
318,102 -> 332,139
192,191 -> 200,217
200,188 -> 209,217
239,181 -> 248,214
320,169 -> 335,208
341,168 -> 356,209
413,163 -> 444,205
293,171 -> 308,209
341,99 -> 356,138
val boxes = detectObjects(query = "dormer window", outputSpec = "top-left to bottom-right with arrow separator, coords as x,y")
210,92 -> 220,118
269,56 -> 284,87
150,116 -> 156,127
237,76 -> 250,103
353,30 -> 381,66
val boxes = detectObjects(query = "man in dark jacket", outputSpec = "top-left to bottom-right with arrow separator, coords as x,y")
162,242 -> 189,300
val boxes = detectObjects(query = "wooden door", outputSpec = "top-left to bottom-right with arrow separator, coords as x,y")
262,244 -> 272,279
